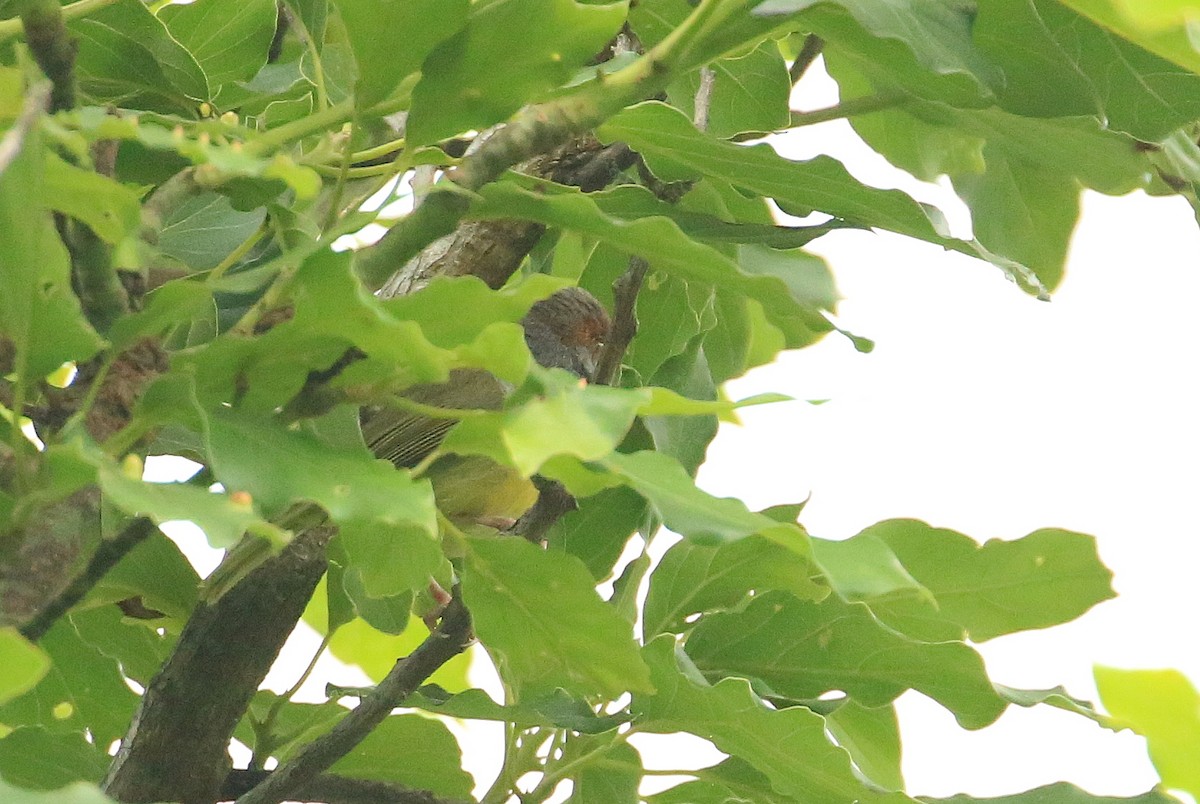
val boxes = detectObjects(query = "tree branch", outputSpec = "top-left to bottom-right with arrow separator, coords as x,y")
595,256 -> 648,387
220,768 -> 463,804
19,0 -> 77,112
788,92 -> 908,127
788,34 -> 824,86
103,525 -> 337,804
234,591 -> 474,804
19,516 -> 156,642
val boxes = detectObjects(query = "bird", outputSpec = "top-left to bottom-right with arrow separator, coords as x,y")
360,286 -> 611,526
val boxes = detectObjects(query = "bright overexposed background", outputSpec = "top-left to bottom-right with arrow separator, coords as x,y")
149,62 -> 1199,801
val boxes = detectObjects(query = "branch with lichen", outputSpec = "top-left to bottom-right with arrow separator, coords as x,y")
355,0 -> 748,291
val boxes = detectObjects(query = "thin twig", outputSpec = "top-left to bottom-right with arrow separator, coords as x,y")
788,34 -> 824,86
20,516 -> 157,641
235,590 -> 474,804
595,256 -> 648,387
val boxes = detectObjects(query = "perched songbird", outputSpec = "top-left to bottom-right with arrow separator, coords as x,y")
360,286 -> 611,525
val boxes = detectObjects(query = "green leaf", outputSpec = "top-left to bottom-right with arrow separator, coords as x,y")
0,134 -> 103,383
952,145 -> 1079,292
0,729 -> 108,790
810,531 -> 932,606
566,739 -> 641,803
598,102 -> 944,239
1057,0 -> 1200,76
920,783 -> 1182,803
0,778 -> 123,804
156,193 -> 267,272
667,41 -> 790,138
593,185 -> 857,249
633,637 -> 896,802
160,0 -> 279,92
870,520 -> 1116,642
107,282 -> 215,351
70,0 -> 208,112
686,591 -> 1007,729
995,685 -> 1111,728
0,621 -> 139,747
598,102 -> 1041,292
0,631 -> 48,706
303,578 -> 471,688
207,408 -> 437,526
783,0 -> 1000,106
645,756 -> 790,804
243,691 -> 348,763
469,180 -> 833,348
329,714 -> 474,799
1095,667 -> 1200,799
333,0 -> 468,107
89,525 -> 200,623
826,700 -> 904,792
549,485 -> 649,580
973,0 -> 1200,141
462,536 -> 652,698
98,460 -> 277,550
40,152 -> 141,245
407,0 -> 628,145
402,685 -> 626,733
603,450 -> 806,547
442,376 -> 647,476
643,533 -> 825,638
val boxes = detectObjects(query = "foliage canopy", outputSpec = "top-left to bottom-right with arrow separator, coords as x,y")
1,0 -> 1198,802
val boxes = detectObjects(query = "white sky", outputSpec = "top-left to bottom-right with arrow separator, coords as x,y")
148,62 -> 1200,801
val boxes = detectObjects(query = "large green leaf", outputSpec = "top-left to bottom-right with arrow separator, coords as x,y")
469,180 -> 833,348
328,714 -> 474,799
566,739 -> 641,804
40,153 -> 141,245
921,784 -> 1182,803
826,700 -> 904,792
156,193 -> 267,272
462,536 -> 652,698
0,621 -> 139,747
973,0 -> 1200,141
686,591 -> 1008,729
0,129 -> 103,383
868,520 -> 1116,643
333,0 -> 468,107
407,0 -> 628,145
160,0 -> 278,93
442,373 -> 647,475
1095,667 -> 1200,800
70,0 -> 208,112
602,450 -> 808,547
598,102 -> 1040,291
667,40 -> 791,138
206,409 -> 441,595
0,729 -> 109,790
0,631 -> 48,706
0,778 -> 123,804
633,637 -> 901,802
97,460 -> 277,550
1057,0 -> 1200,75
776,0 -> 1000,106
643,533 -> 826,637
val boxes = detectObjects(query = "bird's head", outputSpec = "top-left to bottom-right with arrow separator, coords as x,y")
521,287 -> 611,382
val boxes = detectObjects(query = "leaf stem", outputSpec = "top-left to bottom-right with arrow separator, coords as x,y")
788,93 -> 909,127
206,218 -> 270,284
